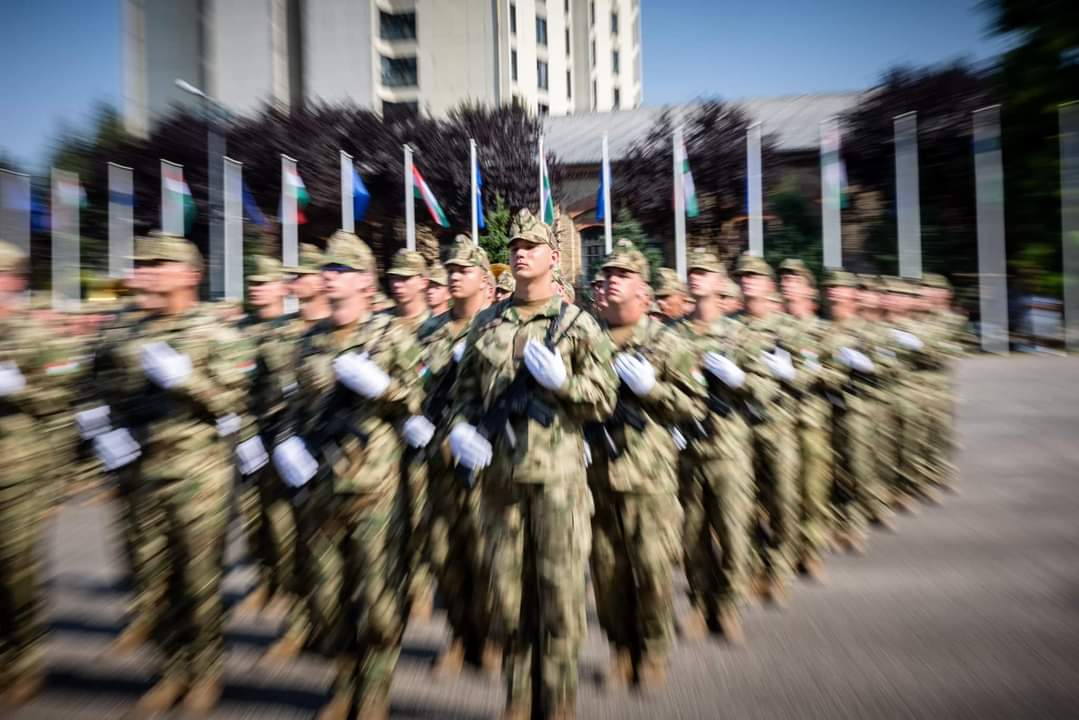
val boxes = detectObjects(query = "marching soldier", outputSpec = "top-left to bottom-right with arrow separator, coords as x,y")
288,242 -> 333,328
448,209 -> 617,719
921,274 -> 965,492
425,261 -> 451,316
653,267 -> 690,323
495,270 -> 516,302
386,248 -> 431,331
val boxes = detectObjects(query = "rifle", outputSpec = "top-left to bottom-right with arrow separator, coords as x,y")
585,379 -> 647,459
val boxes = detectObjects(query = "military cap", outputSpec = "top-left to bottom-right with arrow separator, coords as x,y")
721,277 -> 743,299
687,247 -> 725,274
387,248 -> 429,277
323,229 -> 375,271
591,270 -> 605,286
732,252 -> 775,279
249,255 -> 286,283
856,273 -> 881,291
0,240 -> 29,273
444,236 -> 491,270
560,278 -> 576,304
283,242 -> 324,275
601,238 -> 649,276
509,209 -> 557,250
428,261 -> 448,286
886,277 -> 922,296
653,267 -> 686,297
778,258 -> 815,286
496,271 -> 516,293
137,231 -> 204,269
129,234 -> 157,262
822,269 -> 859,288
922,273 -> 951,290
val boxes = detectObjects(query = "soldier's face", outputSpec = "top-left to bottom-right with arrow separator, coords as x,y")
447,264 -> 484,300
828,286 -> 855,308
0,270 -> 27,296
687,269 -> 719,299
390,274 -> 427,304
603,268 -> 642,307
249,280 -> 284,307
290,273 -> 323,300
781,273 -> 811,301
658,292 -> 686,320
322,268 -> 365,301
740,273 -> 772,299
857,289 -> 880,312
153,261 -> 198,295
426,282 -> 450,308
509,240 -> 556,281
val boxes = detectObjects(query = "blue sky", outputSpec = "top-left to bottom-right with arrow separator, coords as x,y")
0,0 -> 1007,170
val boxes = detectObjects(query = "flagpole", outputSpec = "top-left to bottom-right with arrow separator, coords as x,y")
107,162 -> 133,280
538,135 -> 545,220
51,169 -> 80,312
602,132 -> 613,254
470,138 -> 479,241
281,154 -> 298,313
820,117 -> 842,269
746,122 -> 764,257
673,126 -> 687,280
341,150 -> 354,233
223,156 -> 243,302
404,145 -> 416,251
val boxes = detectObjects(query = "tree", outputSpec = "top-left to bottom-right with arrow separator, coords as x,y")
478,194 -> 512,265
611,207 -> 664,282
764,188 -> 824,279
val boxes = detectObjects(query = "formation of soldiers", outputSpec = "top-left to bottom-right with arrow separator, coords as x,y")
0,208 -> 967,719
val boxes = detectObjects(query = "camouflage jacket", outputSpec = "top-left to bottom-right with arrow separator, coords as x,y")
418,311 -> 474,426
732,312 -> 797,418
450,296 -> 618,485
587,314 -> 706,494
238,312 -> 307,445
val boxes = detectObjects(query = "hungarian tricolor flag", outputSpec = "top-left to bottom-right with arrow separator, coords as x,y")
284,167 -> 309,224
163,164 -> 196,233
679,137 -> 700,218
539,149 -> 555,224
412,166 -> 449,228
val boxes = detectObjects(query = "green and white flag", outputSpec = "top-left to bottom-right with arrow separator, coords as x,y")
161,160 -> 195,235
679,136 -> 699,218
539,138 -> 555,224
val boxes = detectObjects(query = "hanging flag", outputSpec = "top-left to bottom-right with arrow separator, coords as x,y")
539,148 -> 555,224
242,180 -> 268,227
412,166 -> 450,228
474,157 -> 486,230
31,193 -> 50,232
679,137 -> 699,218
353,166 -> 370,223
56,174 -> 87,209
163,165 -> 196,233
284,166 -> 309,224
595,164 -> 606,222
838,157 -> 849,210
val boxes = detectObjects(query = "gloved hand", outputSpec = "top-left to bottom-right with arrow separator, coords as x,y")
448,422 -> 493,471
272,436 -> 319,488
703,352 -> 745,389
75,404 -> 112,440
0,361 -> 26,396
216,413 -> 241,437
333,351 -> 391,399
892,329 -> 924,351
141,342 -> 192,389
523,339 -> 567,391
762,347 -> 796,382
235,435 -> 269,475
614,352 -> 656,397
93,427 -> 141,471
583,442 -> 592,467
835,347 -> 875,374
402,415 -> 436,448
452,340 -> 467,363
670,426 -> 687,451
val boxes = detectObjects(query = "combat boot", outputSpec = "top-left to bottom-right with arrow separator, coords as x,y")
679,608 -> 709,640
716,605 -> 745,647
550,702 -> 576,720
261,631 -> 305,667
480,641 -> 503,678
800,554 -> 827,583
316,695 -> 351,720
605,648 -> 633,688
105,619 -> 151,657
762,577 -> 789,608
130,677 -> 186,719
500,702 -> 529,720
410,587 -> 434,622
431,639 -> 465,677
181,675 -> 223,715
0,670 -> 45,708
233,582 -> 270,619
356,690 -> 390,720
870,513 -> 897,533
636,656 -> 667,692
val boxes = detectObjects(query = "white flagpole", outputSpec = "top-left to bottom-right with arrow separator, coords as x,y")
404,145 -> 416,251
973,106 -> 1009,353
1060,101 -> 1079,352
51,169 -> 80,312
108,162 -> 134,279
602,132 -> 613,254
0,169 -> 31,257
747,122 -> 764,257
341,150 -> 354,233
470,138 -> 479,241
673,126 -> 687,280
223,157 -> 243,302
281,154 -> 298,313
895,111 -> 922,279
539,135 -> 546,220
820,117 -> 842,269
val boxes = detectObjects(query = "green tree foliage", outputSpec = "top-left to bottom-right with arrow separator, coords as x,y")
611,207 -> 664,282
478,194 -> 512,265
764,189 -> 825,279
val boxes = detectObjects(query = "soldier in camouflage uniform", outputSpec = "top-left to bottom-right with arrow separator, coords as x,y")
96,233 -> 255,716
920,274 -> 965,492
669,249 -> 755,643
587,241 -> 706,688
653,267 -> 690,323
272,230 -> 423,720
590,270 -> 607,314
731,253 -> 800,604
425,261 -> 451,316
777,259 -> 833,578
288,242 -> 333,328
448,209 -> 617,719
495,270 -> 516,302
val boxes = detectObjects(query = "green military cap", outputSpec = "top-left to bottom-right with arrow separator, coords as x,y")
892,277 -> 923,296
601,238 -> 649,276
732,251 -> 775,279
0,240 -> 29,273
249,255 -> 286,283
387,248 -> 429,277
922,273 -> 951,290
428,261 -> 448,286
778,258 -> 815,286
821,269 -> 859,288
283,242 -> 324,275
509,208 -> 557,250
560,278 -> 576,304
323,229 -> 375,271
139,231 -> 204,269
856,273 -> 881,291
444,235 -> 491,270
129,235 -> 157,262
591,270 -> 605,286
721,277 -> 743,299
653,267 -> 686,297
496,271 -> 516,293
687,247 -> 725,274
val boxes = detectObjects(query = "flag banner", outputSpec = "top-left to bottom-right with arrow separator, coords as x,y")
595,164 -> 606,222
340,150 -> 354,232
820,117 -> 843,269
284,165 -> 309,224
680,137 -> 699,219
354,166 -> 370,224
895,112 -> 922,280
1062,102 -> 1079,352
108,163 -> 134,279
540,144 -> 555,225
0,169 -> 31,256
281,155 -> 299,313
161,160 -> 194,235
242,181 -> 268,227
413,165 -> 450,227
475,156 -> 486,230
973,105 -> 1009,353
224,157 -> 244,302
747,123 -> 764,256
51,169 -> 80,312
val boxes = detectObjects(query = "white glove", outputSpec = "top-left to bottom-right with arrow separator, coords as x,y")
140,342 -> 192,389
762,347 -> 795,382
452,340 -> 467,363
0,361 -> 26,396
402,415 -> 436,448
448,422 -> 493,471
333,351 -> 391,399
892,329 -> 924,351
75,405 -> 112,440
93,427 -> 140,471
583,442 -> 592,467
835,347 -> 875,374
613,353 -> 656,397
235,435 -> 269,475
523,339 -> 567,391
670,426 -> 687,451
216,413 -> 241,438
272,436 -> 319,488
702,352 -> 745,389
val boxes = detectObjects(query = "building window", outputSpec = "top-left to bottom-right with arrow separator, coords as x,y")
538,103 -> 549,116
383,101 -> 419,121
379,11 -> 416,41
583,228 -> 605,279
511,50 -> 518,82
537,60 -> 549,90
590,1 -> 595,25
510,3 -> 517,34
611,11 -> 619,34
614,86 -> 621,107
612,50 -> 619,74
590,39 -> 595,64
536,17 -> 548,46
566,70 -> 572,98
565,28 -> 570,54
381,55 -> 417,87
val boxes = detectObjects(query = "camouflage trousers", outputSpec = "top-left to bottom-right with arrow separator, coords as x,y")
239,469 -> 297,598
113,464 -> 155,634
0,479 -> 47,689
795,396 -> 834,562
749,410 -> 799,582
679,418 -> 753,618
893,381 -> 935,499
403,451 -> 431,610
136,468 -> 230,684
590,488 -> 681,665
832,395 -> 887,539
480,480 -> 592,714
922,370 -> 958,489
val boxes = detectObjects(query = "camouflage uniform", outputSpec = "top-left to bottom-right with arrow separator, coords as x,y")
921,274 -> 965,491
450,210 -> 618,715
586,243 -> 706,678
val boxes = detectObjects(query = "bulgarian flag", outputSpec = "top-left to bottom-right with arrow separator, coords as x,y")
412,165 -> 449,228
284,166 -> 309,224
679,137 -> 700,218
162,163 -> 196,234
539,144 -> 555,224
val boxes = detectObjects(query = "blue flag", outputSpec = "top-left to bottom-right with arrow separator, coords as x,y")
595,165 -> 606,222
242,181 -> 268,228
353,167 -> 370,223
30,193 -> 49,233
474,158 -> 486,230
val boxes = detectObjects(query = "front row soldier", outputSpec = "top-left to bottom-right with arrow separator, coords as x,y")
586,240 -> 706,688
448,209 -> 617,719
670,249 -> 754,643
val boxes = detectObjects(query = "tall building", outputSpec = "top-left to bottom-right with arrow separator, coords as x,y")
123,0 -> 642,135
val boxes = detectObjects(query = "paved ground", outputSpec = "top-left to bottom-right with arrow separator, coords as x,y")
13,355 -> 1079,719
